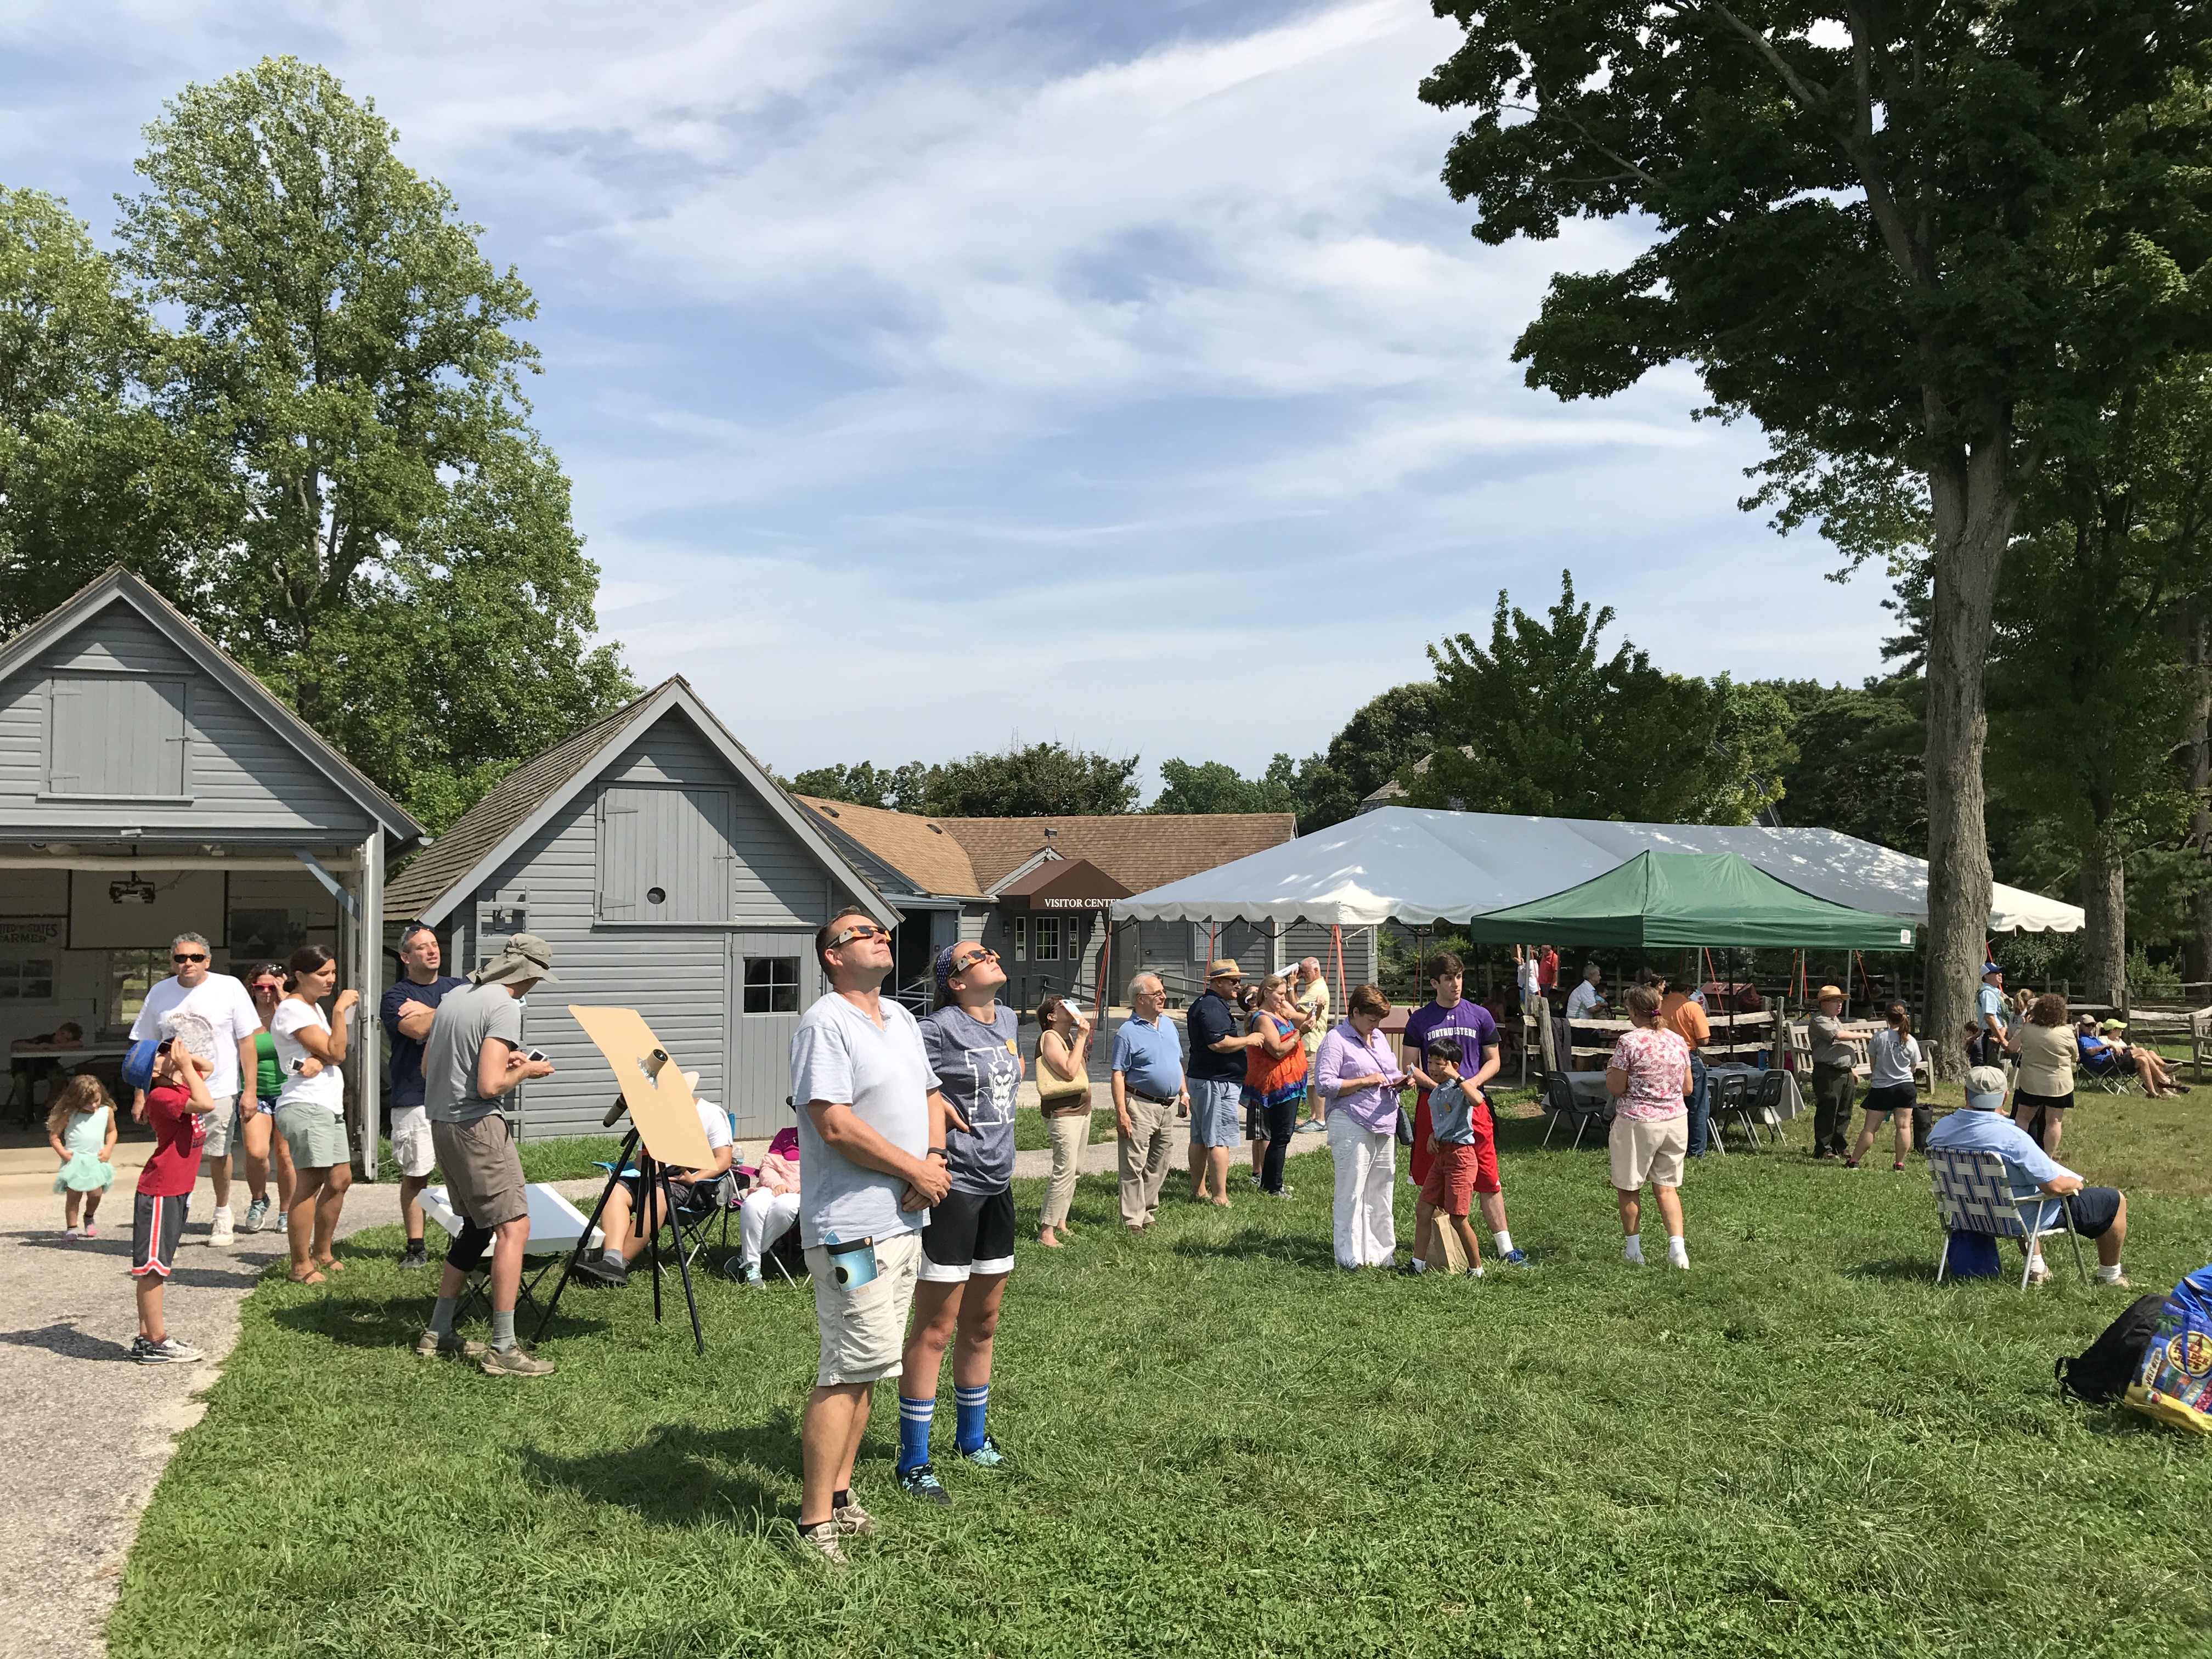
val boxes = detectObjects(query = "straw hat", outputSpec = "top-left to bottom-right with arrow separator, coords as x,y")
1205,959 -> 1243,980
1815,984 -> 1846,1002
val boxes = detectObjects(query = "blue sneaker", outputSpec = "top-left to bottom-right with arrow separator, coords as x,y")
956,1434 -> 1007,1470
1499,1248 -> 1532,1267
898,1463 -> 951,1506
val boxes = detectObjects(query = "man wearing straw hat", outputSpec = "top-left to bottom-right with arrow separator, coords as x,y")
1807,984 -> 1857,1161
415,933 -> 560,1375
1184,959 -> 1251,1206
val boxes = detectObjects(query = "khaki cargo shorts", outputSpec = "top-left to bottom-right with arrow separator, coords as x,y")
430,1115 -> 527,1229
805,1229 -> 922,1387
1610,1113 -> 1689,1191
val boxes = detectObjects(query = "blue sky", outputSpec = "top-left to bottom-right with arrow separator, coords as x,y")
0,0 -> 1900,794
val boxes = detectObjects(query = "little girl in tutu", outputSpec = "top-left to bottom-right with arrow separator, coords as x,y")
48,1074 -> 119,1237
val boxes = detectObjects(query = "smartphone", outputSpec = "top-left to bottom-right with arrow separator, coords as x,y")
290,1058 -> 307,1074
525,1049 -> 548,1064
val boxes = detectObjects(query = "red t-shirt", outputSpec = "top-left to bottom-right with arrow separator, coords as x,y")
1536,950 -> 1559,989
137,1082 -> 207,1198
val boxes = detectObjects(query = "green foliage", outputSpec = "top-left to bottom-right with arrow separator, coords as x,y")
101,56 -> 634,831
1773,679 -> 1928,854
1287,681 -> 1449,832
110,1105 -> 2212,1658
783,760 -> 931,815
1410,571 -> 1796,825
922,741 -> 1140,817
0,186 -> 184,628
1150,755 -> 1296,816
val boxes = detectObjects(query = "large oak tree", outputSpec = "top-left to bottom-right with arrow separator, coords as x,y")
1422,2 -> 2212,1067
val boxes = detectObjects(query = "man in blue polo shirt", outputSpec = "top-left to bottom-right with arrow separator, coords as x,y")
379,923 -> 467,1268
1111,973 -> 1187,1232
1928,1065 -> 2131,1286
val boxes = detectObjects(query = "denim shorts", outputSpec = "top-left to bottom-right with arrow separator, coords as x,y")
1188,1078 -> 1243,1147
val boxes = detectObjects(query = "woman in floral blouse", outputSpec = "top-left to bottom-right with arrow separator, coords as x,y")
1605,983 -> 1694,1269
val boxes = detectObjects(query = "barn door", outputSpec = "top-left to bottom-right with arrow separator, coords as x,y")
727,928 -> 819,1139
598,786 -> 735,924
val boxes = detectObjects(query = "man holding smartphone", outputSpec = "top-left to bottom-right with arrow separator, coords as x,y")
415,933 -> 560,1376
788,906 -> 951,1564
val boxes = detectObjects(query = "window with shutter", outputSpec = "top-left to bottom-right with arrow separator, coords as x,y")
46,676 -> 189,798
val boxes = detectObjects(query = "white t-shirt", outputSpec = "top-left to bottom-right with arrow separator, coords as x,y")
690,1096 -> 735,1158
1566,980 -> 1605,1020
131,973 -> 259,1100
272,999 -> 345,1114
1516,957 -> 1542,997
789,994 -> 939,1248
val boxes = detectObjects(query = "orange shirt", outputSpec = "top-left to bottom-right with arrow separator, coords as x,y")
1660,991 -> 1710,1049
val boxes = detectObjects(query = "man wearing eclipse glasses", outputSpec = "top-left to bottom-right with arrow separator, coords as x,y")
128,931 -> 261,1248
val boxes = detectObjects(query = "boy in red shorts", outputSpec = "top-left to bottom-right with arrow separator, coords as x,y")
1402,1040 -> 1493,1278
132,1042 -> 218,1364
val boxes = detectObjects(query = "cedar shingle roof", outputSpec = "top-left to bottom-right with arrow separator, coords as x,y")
796,798 -> 984,899
934,814 -> 1296,896
382,681 -> 673,918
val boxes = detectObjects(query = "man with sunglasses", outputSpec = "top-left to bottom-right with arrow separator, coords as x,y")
790,907 -> 952,1564
128,932 -> 261,1247
379,923 -> 468,1268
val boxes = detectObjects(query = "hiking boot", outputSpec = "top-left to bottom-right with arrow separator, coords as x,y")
574,1251 -> 629,1289
241,1197 -> 270,1233
833,1500 -> 878,1537
133,1336 -> 204,1365
898,1463 -> 952,1506
398,1240 -> 430,1270
956,1435 -> 1007,1470
479,1343 -> 556,1378
795,1522 -> 849,1566
414,1329 -> 487,1359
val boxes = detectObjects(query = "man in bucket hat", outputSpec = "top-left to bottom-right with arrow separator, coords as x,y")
414,933 -> 561,1375
1928,1065 -> 2131,1286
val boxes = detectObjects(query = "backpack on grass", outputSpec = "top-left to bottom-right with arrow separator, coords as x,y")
2055,1295 -> 2167,1403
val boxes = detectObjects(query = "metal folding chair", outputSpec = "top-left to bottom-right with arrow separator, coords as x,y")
1707,1070 -> 1753,1152
1926,1146 -> 2087,1293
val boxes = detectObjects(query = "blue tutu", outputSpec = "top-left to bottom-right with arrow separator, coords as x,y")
54,1151 -> 114,1193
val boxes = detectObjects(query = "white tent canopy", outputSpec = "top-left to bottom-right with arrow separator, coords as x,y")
1113,807 -> 2083,934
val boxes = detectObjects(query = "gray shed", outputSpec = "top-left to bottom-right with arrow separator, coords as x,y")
380,678 -> 895,1141
0,567 -> 422,1174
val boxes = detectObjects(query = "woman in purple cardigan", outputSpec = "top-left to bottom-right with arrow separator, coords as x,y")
1314,984 -> 1407,1268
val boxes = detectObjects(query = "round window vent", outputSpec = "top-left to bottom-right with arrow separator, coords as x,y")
646,885 -> 667,905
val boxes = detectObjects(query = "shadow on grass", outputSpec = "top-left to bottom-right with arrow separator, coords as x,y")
1167,1228 -> 1340,1272
268,1292 -> 612,1350
522,1414 -> 800,1527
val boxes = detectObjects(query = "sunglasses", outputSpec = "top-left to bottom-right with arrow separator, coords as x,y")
950,949 -> 1000,973
828,923 -> 891,949
172,952 -> 208,964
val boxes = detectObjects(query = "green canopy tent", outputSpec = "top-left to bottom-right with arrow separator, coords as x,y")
1464,850 -> 1916,950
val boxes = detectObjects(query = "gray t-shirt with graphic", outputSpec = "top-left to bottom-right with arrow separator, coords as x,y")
922,1003 -> 1022,1195
422,981 -> 524,1125
790,993 -> 940,1248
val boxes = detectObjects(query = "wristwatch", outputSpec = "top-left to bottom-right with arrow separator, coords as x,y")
926,1147 -> 950,1163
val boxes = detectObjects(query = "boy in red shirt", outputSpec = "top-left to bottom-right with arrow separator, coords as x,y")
133,1043 -> 217,1364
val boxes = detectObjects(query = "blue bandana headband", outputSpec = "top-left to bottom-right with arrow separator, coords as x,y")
934,943 -> 961,992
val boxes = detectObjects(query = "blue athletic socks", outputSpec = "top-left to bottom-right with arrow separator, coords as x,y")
896,1393 -> 935,1474
955,1384 -> 989,1454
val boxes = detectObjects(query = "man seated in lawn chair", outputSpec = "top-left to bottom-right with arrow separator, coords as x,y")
574,1070 -> 734,1289
1926,1065 -> 2133,1288
2076,1017 -> 2188,1097
729,1126 -> 801,1286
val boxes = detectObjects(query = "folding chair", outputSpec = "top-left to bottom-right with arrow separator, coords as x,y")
420,1183 -> 604,1323
1750,1069 -> 1787,1144
2078,1054 -> 2135,1096
1543,1069 -> 1615,1150
1926,1147 -> 2087,1293
715,1182 -> 804,1285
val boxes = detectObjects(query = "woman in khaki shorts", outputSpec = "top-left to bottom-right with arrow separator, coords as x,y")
1605,983 -> 1694,1269
1034,993 -> 1093,1248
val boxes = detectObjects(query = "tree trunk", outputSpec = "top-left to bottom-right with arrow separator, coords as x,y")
2079,830 -> 2127,1006
1921,439 -> 2016,1078
2186,603 -> 2212,987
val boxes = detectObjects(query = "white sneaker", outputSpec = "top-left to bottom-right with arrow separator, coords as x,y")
208,1210 -> 235,1246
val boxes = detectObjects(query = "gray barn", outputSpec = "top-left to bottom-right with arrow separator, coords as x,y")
0,567 -> 421,1171
380,678 -> 895,1141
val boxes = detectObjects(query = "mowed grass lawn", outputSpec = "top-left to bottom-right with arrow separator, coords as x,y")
113,1091 -> 2212,1658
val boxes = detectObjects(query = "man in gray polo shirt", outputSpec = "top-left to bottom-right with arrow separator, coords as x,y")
789,906 -> 952,1564
414,933 -> 558,1377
